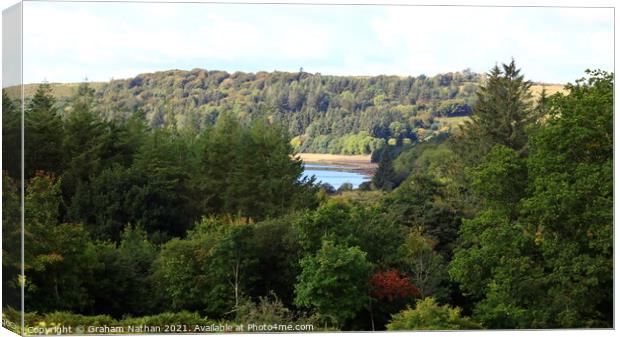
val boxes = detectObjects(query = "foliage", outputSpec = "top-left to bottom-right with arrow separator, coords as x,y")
35,69 -> 483,154
294,240 -> 373,327
398,229 -> 449,300
455,60 -> 535,163
449,70 -> 613,328
2,174 -> 21,310
294,199 -> 403,265
387,297 -> 480,330
372,148 -> 398,191
24,174 -> 98,313
25,82 -> 64,178
2,90 -> 21,178
370,270 -> 420,302
382,174 -> 461,258
7,64 -> 612,330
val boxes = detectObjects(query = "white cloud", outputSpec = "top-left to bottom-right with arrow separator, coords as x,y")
21,2 -> 613,84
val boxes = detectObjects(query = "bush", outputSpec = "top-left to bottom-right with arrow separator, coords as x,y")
121,311 -> 215,326
387,297 -> 480,330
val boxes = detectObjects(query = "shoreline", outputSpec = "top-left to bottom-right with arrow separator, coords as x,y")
295,153 -> 378,176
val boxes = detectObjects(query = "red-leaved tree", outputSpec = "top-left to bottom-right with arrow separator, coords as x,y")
370,269 -> 420,302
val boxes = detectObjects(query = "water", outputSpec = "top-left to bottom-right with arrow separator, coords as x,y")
302,163 -> 370,189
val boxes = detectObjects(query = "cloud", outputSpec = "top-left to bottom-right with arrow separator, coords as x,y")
22,2 -> 613,84
366,6 -> 613,82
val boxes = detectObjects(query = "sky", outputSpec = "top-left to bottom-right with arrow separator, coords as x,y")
20,1 -> 614,85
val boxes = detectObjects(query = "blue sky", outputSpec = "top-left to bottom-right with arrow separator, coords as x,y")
22,2 -> 613,84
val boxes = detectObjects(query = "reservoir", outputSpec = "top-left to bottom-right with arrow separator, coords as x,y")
302,163 -> 370,189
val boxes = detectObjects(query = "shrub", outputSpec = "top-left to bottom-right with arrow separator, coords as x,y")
387,297 -> 480,330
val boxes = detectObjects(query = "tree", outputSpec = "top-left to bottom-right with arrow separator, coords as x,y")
250,215 -> 303,307
449,70 -> 613,328
61,82 -> 108,200
83,226 -> 158,317
2,90 -> 21,178
398,229 -> 448,300
387,297 -> 480,330
383,174 -> 461,258
25,83 -> 64,177
151,218 -> 258,317
2,173 -> 21,310
294,241 -> 373,327
370,270 -> 420,302
456,60 -> 534,162
372,149 -> 397,191
23,173 -> 98,313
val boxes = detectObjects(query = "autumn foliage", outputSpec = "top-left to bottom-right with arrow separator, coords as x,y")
370,269 -> 420,301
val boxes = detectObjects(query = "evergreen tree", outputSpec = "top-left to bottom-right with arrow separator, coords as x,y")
372,148 -> 397,191
2,90 -> 21,178
449,70 -> 613,328
457,60 -> 534,162
61,82 -> 108,201
25,82 -> 64,177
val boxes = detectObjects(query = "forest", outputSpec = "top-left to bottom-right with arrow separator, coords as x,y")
20,68 -> 485,155
1,61 -> 613,332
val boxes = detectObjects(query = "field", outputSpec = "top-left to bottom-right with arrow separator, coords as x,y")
531,83 -> 566,97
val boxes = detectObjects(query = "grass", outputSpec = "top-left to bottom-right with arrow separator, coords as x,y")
4,82 -> 105,99
530,83 -> 566,97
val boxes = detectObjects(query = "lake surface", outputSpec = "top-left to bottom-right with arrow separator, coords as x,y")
302,163 -> 370,189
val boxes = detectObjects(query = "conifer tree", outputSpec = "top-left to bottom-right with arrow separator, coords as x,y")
372,149 -> 397,191
457,60 -> 534,163
25,82 -> 64,177
2,90 -> 21,178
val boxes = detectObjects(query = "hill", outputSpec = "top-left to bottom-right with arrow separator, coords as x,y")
15,69 -> 563,154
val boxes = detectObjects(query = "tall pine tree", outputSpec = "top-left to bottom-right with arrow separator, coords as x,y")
457,60 -> 534,163
25,82 -> 64,178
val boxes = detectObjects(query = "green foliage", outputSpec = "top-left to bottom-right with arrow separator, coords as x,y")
449,70 -> 613,328
294,240 -> 373,327
456,60 -> 535,162
151,218 -> 258,316
382,174 -> 461,258
372,148 -> 398,191
2,89 -> 21,178
2,174 -> 21,310
235,294 -> 295,325
43,69 -> 483,154
84,226 -> 158,317
250,216 -> 303,306
24,174 -> 98,313
387,297 -> 480,330
199,114 -> 317,220
294,199 -> 403,265
25,83 -> 64,178
398,229 -> 449,300
469,144 -> 527,217
22,311 -> 214,331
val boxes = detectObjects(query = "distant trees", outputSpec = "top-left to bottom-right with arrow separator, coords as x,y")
52,69 -> 482,155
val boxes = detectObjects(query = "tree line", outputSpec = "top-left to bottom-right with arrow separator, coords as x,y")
33,68 -> 481,155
